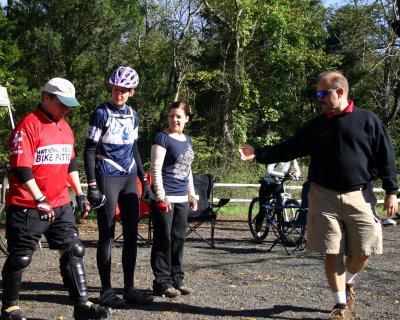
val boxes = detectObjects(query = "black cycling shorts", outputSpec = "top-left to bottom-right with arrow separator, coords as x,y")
5,203 -> 78,255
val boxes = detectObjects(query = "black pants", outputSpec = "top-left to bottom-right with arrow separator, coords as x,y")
96,175 -> 140,292
1,203 -> 88,307
151,202 -> 189,291
255,181 -> 283,232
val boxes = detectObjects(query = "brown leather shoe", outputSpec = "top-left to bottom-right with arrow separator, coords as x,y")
176,285 -> 193,295
162,287 -> 181,298
329,303 -> 351,320
346,281 -> 356,310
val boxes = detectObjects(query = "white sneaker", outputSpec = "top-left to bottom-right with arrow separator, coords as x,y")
382,218 -> 397,226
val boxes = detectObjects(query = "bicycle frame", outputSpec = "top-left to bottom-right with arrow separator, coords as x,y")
268,184 -> 295,222
280,192 -> 292,220
248,178 -> 301,243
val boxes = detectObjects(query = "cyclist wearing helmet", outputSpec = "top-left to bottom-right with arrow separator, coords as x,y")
84,66 -> 153,308
254,160 -> 301,242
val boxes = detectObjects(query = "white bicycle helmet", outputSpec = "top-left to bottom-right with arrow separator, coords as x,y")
108,66 -> 139,89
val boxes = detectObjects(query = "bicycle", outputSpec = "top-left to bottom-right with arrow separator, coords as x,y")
248,178 -> 300,244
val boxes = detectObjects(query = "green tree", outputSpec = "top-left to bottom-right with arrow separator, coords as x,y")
0,8 -> 27,166
326,0 -> 400,123
4,0 -> 143,167
325,0 -> 400,166
122,0 -> 204,163
186,0 -> 336,175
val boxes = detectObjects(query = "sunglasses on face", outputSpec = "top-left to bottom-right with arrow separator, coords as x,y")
316,88 -> 338,99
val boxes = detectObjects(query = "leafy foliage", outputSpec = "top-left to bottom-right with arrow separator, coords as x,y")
1,0 -> 400,180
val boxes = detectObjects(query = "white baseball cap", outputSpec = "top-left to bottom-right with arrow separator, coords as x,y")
42,77 -> 80,107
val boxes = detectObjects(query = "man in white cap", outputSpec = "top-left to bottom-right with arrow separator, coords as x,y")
1,78 -> 111,320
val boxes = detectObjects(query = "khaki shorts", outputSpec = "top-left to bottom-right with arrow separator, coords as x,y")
307,183 -> 382,256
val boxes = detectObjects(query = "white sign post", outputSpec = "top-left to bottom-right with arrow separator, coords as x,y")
0,86 -> 15,129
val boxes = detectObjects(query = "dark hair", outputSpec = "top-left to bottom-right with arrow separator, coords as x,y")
169,100 -> 190,117
41,91 -> 57,102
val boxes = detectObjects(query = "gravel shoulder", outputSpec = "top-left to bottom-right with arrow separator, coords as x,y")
0,219 -> 399,320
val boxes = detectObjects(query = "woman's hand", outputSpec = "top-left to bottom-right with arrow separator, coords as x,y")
156,198 -> 171,213
189,197 -> 198,211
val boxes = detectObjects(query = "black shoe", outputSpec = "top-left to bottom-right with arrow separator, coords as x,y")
99,288 -> 126,309
73,301 -> 111,320
254,232 -> 263,244
1,306 -> 27,320
123,286 -> 154,305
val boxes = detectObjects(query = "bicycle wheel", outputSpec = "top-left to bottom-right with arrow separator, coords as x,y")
248,197 -> 271,242
279,199 -> 304,247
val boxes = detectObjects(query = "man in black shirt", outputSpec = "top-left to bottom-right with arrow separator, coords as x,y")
239,71 -> 398,320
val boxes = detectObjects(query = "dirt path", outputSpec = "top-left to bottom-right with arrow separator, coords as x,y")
0,219 -> 399,320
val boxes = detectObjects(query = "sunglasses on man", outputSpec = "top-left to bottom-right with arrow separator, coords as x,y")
316,88 -> 338,99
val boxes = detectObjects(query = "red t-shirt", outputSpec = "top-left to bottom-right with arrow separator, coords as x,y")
8,108 -> 75,208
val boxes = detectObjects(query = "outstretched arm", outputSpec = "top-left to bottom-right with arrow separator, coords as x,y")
239,143 -> 255,161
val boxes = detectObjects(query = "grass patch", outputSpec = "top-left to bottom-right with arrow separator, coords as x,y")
213,201 -> 399,222
217,203 -> 249,219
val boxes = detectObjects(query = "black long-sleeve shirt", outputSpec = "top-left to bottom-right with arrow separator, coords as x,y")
255,106 -> 398,195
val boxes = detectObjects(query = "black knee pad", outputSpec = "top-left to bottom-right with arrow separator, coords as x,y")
1,254 -> 32,307
9,254 -> 32,270
68,239 -> 85,259
59,238 -> 87,301
2,254 -> 32,281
